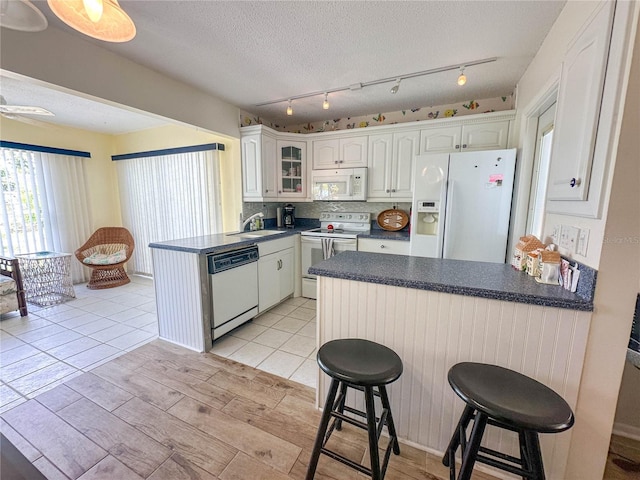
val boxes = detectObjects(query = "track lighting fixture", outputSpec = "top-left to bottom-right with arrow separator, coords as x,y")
457,67 -> 467,86
390,79 -> 401,94
256,57 -> 497,113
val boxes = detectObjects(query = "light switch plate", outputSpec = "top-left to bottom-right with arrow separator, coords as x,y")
576,228 -> 590,256
560,225 -> 580,252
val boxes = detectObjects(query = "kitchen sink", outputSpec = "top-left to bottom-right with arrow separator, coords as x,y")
227,230 -> 286,239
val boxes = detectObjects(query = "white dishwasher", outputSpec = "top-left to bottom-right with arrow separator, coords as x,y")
208,245 -> 259,340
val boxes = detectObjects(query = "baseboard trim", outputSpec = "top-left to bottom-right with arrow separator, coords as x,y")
613,422 -> 640,441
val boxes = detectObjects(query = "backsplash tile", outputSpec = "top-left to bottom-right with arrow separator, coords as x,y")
242,201 -> 411,223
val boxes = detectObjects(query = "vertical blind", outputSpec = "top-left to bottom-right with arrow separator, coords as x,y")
115,147 -> 223,275
0,144 -> 93,283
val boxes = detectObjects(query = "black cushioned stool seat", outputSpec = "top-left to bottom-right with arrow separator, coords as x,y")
306,339 -> 403,480
443,362 -> 574,480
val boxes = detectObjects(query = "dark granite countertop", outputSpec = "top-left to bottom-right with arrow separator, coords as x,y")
148,228 -> 304,255
358,230 -> 410,241
308,251 -> 594,311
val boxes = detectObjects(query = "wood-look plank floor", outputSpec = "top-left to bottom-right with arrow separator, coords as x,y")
0,339 -> 513,479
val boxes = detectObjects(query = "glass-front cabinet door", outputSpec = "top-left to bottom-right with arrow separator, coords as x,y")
277,140 -> 306,198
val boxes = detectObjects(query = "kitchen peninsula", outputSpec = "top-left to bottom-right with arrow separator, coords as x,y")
309,251 -> 595,480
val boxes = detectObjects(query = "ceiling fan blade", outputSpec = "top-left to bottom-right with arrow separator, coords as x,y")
1,112 -> 58,129
0,105 -> 55,116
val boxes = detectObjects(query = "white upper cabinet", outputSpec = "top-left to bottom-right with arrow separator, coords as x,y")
367,130 -> 418,201
367,134 -> 393,198
277,140 -> 307,199
462,121 -> 510,151
241,132 -> 277,201
312,136 -> 368,169
546,1 -> 614,203
419,126 -> 461,153
420,120 -> 509,153
241,128 -> 308,201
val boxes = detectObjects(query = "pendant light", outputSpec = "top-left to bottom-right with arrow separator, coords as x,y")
286,99 -> 293,116
47,0 -> 136,42
0,0 -> 48,32
457,67 -> 467,86
322,93 -> 330,110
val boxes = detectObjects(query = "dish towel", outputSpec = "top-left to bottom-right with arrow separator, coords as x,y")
321,238 -> 335,260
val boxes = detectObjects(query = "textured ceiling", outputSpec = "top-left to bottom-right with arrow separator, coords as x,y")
2,1 -> 566,133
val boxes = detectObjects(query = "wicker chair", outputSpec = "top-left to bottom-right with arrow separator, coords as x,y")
75,227 -> 135,290
0,256 -> 28,316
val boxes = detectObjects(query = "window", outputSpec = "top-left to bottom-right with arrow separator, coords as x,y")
0,143 -> 92,283
115,145 -> 223,275
527,103 -> 556,238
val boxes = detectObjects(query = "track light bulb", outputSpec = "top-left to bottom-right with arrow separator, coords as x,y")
390,79 -> 401,94
457,68 -> 467,86
286,100 -> 293,116
323,93 -> 329,110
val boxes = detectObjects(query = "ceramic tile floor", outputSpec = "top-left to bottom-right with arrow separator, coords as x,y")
0,275 -> 159,414
211,296 -> 319,389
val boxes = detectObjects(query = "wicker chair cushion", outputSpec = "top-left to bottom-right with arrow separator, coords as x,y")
83,249 -> 127,265
0,276 -> 17,296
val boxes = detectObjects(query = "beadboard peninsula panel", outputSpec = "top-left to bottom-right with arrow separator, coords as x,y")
316,277 -> 592,480
151,248 -> 210,352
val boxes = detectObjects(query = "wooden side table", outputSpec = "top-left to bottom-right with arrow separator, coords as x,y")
15,252 -> 76,306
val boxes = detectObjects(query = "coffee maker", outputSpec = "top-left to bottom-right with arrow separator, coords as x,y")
283,204 -> 295,228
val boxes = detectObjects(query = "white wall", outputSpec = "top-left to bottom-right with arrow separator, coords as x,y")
512,1 -> 640,477
0,26 -> 240,139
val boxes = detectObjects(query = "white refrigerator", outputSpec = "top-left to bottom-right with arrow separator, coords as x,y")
409,149 -> 516,263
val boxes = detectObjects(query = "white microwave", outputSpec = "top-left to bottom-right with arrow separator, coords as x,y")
311,168 -> 367,201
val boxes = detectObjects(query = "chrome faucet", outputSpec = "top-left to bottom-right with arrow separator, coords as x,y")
240,211 -> 264,231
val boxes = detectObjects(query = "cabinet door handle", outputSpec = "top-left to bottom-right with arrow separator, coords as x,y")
553,178 -> 582,187
391,189 -> 396,193
462,144 -> 467,148
455,144 -> 460,149
380,244 -> 386,249
334,160 -> 339,164
386,189 -> 390,193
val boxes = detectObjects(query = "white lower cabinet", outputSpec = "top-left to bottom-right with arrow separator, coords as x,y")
258,237 -> 294,313
358,238 -> 410,256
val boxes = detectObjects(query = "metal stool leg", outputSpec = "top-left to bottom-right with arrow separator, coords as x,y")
306,378 -> 340,480
457,411 -> 488,480
364,386 -> 382,480
378,385 -> 400,455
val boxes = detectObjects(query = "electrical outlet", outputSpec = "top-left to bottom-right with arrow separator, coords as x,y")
559,225 -> 579,252
576,228 -> 590,256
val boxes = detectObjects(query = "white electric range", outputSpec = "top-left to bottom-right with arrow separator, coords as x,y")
300,212 -> 371,299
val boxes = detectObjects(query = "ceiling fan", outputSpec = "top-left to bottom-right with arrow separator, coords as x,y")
0,0 -> 48,32
0,95 -> 56,127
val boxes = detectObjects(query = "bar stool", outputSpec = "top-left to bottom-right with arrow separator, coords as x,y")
443,362 -> 574,480
306,338 -> 403,480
